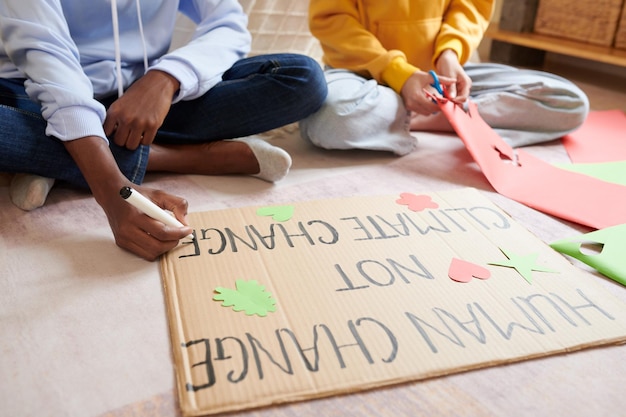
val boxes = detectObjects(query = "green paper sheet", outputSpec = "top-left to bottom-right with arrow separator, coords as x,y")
555,161 -> 626,186
550,224 -> 626,286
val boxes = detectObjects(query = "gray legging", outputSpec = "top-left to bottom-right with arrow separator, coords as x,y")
300,63 -> 590,155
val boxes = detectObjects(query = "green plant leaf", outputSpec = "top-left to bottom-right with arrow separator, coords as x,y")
213,279 -> 277,317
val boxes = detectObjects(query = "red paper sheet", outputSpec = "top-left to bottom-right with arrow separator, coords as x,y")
439,100 -> 626,230
562,110 -> 626,163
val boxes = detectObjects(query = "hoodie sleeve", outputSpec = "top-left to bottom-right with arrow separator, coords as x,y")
0,0 -> 108,142
309,0 -> 413,89
434,0 -> 494,67
150,0 -> 251,103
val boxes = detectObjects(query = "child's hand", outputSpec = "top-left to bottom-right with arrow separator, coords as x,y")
400,71 -> 456,116
435,49 -> 471,103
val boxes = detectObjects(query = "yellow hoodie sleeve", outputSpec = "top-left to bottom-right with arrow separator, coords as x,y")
434,0 -> 494,67
308,0 -> 416,92
309,0 -> 494,94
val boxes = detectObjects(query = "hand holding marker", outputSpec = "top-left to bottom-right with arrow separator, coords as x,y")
120,186 -> 195,240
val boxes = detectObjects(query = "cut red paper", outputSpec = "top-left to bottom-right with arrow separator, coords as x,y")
562,110 -> 626,163
395,192 -> 439,212
438,100 -> 626,230
448,258 -> 491,283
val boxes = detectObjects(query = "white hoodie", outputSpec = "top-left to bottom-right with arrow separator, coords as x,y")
0,0 -> 251,142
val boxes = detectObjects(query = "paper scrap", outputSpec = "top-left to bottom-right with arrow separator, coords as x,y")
213,279 -> 277,317
256,205 -> 295,222
448,258 -> 491,283
489,248 -> 557,284
396,192 -> 439,212
550,224 -> 626,287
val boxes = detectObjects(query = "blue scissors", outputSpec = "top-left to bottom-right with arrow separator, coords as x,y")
428,70 -> 445,97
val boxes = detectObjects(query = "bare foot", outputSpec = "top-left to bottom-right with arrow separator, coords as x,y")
147,137 -> 292,182
147,140 -> 259,176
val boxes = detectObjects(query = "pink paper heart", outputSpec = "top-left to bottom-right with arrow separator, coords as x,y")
395,193 -> 439,212
448,258 -> 491,283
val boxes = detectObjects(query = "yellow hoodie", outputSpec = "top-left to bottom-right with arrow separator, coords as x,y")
309,0 -> 494,93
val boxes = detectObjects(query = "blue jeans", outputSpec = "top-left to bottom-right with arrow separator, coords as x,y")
0,53 -> 327,189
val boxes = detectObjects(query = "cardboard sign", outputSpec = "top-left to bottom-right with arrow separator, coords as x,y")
160,188 -> 626,416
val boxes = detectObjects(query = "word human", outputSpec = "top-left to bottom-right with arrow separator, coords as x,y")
178,205 -> 511,258
182,288 -> 615,391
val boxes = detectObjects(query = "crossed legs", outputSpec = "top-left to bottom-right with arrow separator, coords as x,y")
9,136 -> 292,210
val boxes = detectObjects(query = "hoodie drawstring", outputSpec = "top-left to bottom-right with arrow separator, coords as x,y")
110,0 -> 149,98
134,0 -> 149,72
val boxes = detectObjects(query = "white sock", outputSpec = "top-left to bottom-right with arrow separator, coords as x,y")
228,137 -> 292,182
9,174 -> 55,211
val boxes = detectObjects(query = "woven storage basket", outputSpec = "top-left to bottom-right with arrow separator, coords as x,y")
533,0 -> 625,46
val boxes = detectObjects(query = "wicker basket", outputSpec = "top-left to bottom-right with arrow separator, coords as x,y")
533,0 -> 625,46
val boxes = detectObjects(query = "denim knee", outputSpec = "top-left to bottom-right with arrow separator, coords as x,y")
284,54 -> 328,119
